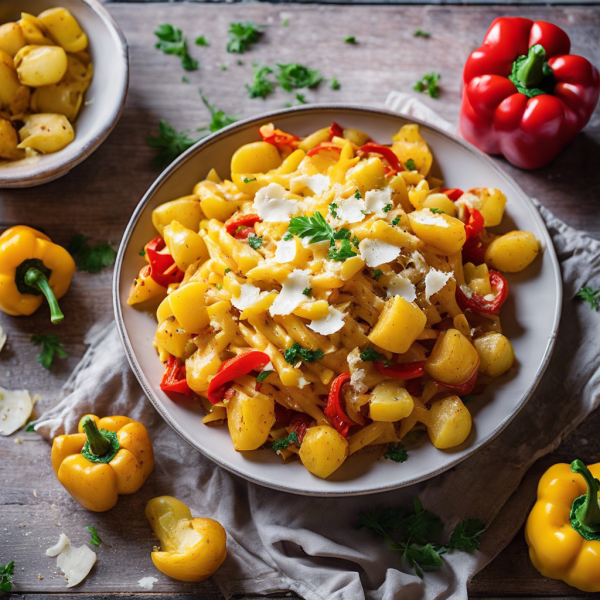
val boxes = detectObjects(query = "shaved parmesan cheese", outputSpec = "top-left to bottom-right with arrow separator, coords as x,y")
274,238 -> 297,263
335,197 -> 367,224
0,325 -> 6,354
365,188 -> 392,216
231,283 -> 269,311
411,251 -> 429,275
297,376 -> 310,389
254,183 -> 297,222
291,174 -> 330,196
46,534 -> 97,588
308,306 -> 346,335
347,348 -> 362,372
262,361 -> 274,371
270,269 -> 311,316
350,369 -> 368,395
386,275 -> 417,302
425,269 -> 453,300
138,577 -> 158,590
359,239 -> 401,267
0,386 -> 33,436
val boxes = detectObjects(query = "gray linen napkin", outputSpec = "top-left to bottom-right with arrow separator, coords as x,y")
36,99 -> 600,600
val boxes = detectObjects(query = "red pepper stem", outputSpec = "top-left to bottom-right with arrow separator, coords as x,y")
24,268 -> 64,324
81,416 -> 112,457
515,44 -> 546,89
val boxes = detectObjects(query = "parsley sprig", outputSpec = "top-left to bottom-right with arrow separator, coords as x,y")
284,342 -> 324,365
344,36 -> 358,44
248,234 -> 263,250
277,63 -> 323,91
414,72 -> 441,99
247,64 -> 275,99
289,212 -> 335,244
273,430 -> 299,453
327,238 -> 358,261
67,235 -> 116,273
154,24 -> 198,71
0,561 -> 15,593
384,443 -> 408,462
404,158 -> 416,171
87,525 -> 102,547
200,95 -> 238,133
147,120 -> 200,168
360,348 -> 385,362
195,35 -> 209,46
227,22 -> 264,53
31,334 -> 68,370
576,286 -> 600,312
413,29 -> 431,38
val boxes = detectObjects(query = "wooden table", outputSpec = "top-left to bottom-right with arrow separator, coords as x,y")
1,3 -> 599,599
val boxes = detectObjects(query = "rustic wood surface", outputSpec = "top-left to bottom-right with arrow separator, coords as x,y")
0,3 -> 599,598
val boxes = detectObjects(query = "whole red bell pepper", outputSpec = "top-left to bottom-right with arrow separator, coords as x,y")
374,361 -> 425,380
259,124 -> 299,152
146,236 -> 185,288
161,355 -> 194,397
358,142 -> 404,176
324,373 -> 355,437
456,270 -> 509,314
460,17 -> 600,169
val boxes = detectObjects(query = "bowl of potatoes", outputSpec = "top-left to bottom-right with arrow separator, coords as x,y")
0,0 -> 128,188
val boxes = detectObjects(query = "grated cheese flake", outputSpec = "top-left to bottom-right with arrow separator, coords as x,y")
364,188 -> 392,217
359,239 -> 401,267
335,196 -> 367,224
270,269 -> 311,316
231,283 -> 270,311
424,268 -> 453,300
386,274 -> 417,302
291,174 -> 330,196
274,238 -> 297,263
253,183 -> 297,222
308,306 -> 346,335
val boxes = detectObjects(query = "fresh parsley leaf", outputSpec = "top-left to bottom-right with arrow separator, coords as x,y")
391,216 -> 401,226
282,19 -> 289,27
154,23 -> 198,71
237,59 -> 243,65
273,429 -> 299,452
195,35 -> 209,46
405,498 -> 443,545
221,64 -> 227,71
334,228 -> 351,241
371,269 -> 384,281
147,119 -> 200,168
361,347 -> 385,362
329,203 -> 339,218
247,64 -> 275,99
200,95 -> 237,132
227,21 -> 263,53
256,370 -> 274,384
224,268 -> 231,274
67,235 -> 116,273
447,519 -> 485,553
295,93 -> 307,104
289,212 -> 334,244
0,561 -> 15,593
25,422 -> 36,432
414,28 -> 430,38
354,189 -> 362,199
139,249 -> 146,256
31,334 -> 68,370
413,72 -> 441,99
576,286 -> 600,311
182,76 -> 189,83
276,63 -> 323,91
404,158 -> 416,170
344,36 -> 358,44
352,236 -> 359,248
284,342 -> 324,365
302,287 -> 312,297
429,207 -> 443,214
403,542 -> 443,578
384,443 -> 408,463
248,234 -> 263,249
383,204 -> 392,213
327,238 -> 358,261
87,525 -> 102,547
330,77 -> 341,90
283,232 -> 293,241
244,177 -> 257,183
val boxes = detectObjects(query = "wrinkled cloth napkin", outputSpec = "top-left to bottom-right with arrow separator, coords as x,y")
36,94 -> 600,600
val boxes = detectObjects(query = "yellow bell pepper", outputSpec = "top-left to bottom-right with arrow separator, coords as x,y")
525,460 -> 600,592
0,225 -> 75,323
145,496 -> 227,582
51,414 -> 154,512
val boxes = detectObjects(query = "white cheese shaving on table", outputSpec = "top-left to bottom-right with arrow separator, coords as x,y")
385,274 -> 417,302
231,283 -> 270,311
291,174 -> 330,196
359,239 -> 401,267
253,183 -> 297,222
46,534 -> 97,587
308,306 -> 346,335
424,269 -> 453,300
334,197 -> 367,224
270,269 -> 311,316
274,238 -> 297,263
364,188 -> 392,217
138,577 -> 158,590
0,386 -> 33,436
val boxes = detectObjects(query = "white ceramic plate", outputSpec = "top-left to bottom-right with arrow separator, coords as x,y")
114,105 -> 562,496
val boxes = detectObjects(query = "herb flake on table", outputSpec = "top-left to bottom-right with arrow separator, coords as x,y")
227,21 -> 264,53
195,35 -> 209,46
276,63 -> 323,91
576,286 -> 600,311
147,120 -> 200,168
414,72 -> 441,99
295,93 -> 307,105
344,36 -> 358,44
200,95 -> 238,133
284,342 -> 324,364
67,235 -> 116,273
154,23 -> 198,71
273,430 -> 299,453
87,526 -> 102,547
31,334 -> 68,370
413,29 -> 430,38
0,561 -> 14,593
247,64 -> 275,99
330,77 -> 341,90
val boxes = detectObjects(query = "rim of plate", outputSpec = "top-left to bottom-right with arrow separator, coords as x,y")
113,104 -> 562,497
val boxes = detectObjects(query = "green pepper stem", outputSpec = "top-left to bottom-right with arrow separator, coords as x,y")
24,268 -> 64,324
515,44 -> 547,89
81,417 -> 112,457
571,460 -> 600,531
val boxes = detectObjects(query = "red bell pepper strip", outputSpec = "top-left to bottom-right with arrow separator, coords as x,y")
225,214 -> 261,236
374,361 -> 425,380
290,412 -> 313,444
436,362 -> 479,396
145,236 -> 185,288
440,188 -> 464,202
456,270 -> 509,315
463,206 -> 485,240
160,355 -> 194,397
405,379 -> 423,397
307,142 -> 342,157
324,373 -> 355,438
329,121 -> 344,139
207,350 -> 271,404
462,235 -> 487,264
259,123 -> 299,152
460,17 -> 600,169
358,142 -> 404,176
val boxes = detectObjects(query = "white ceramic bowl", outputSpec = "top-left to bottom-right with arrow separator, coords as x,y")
0,0 -> 128,188
114,105 -> 562,496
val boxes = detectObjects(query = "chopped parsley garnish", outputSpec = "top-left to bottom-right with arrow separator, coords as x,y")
276,63 -> 323,91
273,429 -> 299,452
344,36 -> 358,44
354,189 -> 362,199
31,334 -> 68,370
147,120 -> 199,168
256,370 -> 274,383
139,249 -> 146,256
371,269 -> 384,281
384,443 -> 408,463
25,422 -> 36,432
200,94 -> 237,132
0,561 -> 15,593
295,93 -> 307,104
329,203 -> 339,218
289,212 -> 334,244
334,228 -> 352,240
414,72 -> 441,99
224,268 -> 231,274
284,342 -> 324,364
352,236 -> 359,248
243,177 -> 257,183
392,216 -> 401,226
227,22 -> 264,53
327,238 -> 358,261
576,286 -> 600,311
195,35 -> 209,46
283,232 -> 293,241
404,158 -> 416,171
302,287 -> 312,296
383,204 -> 392,213
413,28 -> 430,38
248,234 -> 263,249
282,19 -> 289,26
67,235 -> 116,273
154,24 -> 198,71
216,283 -> 223,290
330,77 -> 341,90
87,526 -> 102,546
247,64 -> 275,99
360,347 -> 385,362
429,208 -> 443,214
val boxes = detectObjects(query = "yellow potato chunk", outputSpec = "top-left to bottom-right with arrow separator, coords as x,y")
15,45 -> 67,86
0,59 -> 30,117
195,180 -> 247,221
484,231 -> 539,273
297,127 -> 329,152
425,329 -> 479,385
368,296 -> 427,354
392,124 -> 433,176
349,157 -> 387,196
342,127 -> 370,146
474,332 -> 515,377
0,118 -> 24,160
19,14 -> 55,46
0,22 -> 26,57
38,8 -> 88,53
369,381 -> 414,422
168,282 -> 210,334
407,209 -> 466,255
299,425 -> 349,479
422,194 -> 457,217
156,295 -> 174,322
18,113 -> 74,154
466,187 -> 507,227
163,221 -> 209,271
463,262 -> 491,296
230,141 -> 281,175
227,390 -> 275,451
427,396 -> 472,449
152,196 -> 202,236
154,317 -> 190,359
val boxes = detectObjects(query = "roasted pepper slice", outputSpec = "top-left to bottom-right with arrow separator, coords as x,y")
456,270 -> 509,315
259,123 -> 299,152
440,188 -> 464,201
358,142 -> 404,176
224,214 -> 261,237
374,361 -> 425,380
324,373 -> 355,437
161,355 -> 194,397
146,235 -> 185,288
329,121 -> 344,139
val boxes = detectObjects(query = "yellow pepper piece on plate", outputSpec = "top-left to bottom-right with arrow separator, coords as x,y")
51,415 -> 154,512
525,460 -> 600,592
145,496 -> 227,582
0,225 -> 75,323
